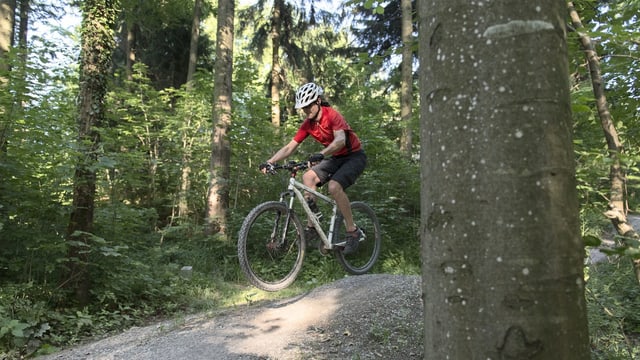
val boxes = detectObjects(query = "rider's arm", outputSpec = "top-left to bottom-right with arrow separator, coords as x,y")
268,140 -> 300,163
320,130 -> 346,157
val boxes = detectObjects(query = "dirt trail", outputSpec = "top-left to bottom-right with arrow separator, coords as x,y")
39,274 -> 423,360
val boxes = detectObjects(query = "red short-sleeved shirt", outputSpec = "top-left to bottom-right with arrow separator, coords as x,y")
293,106 -> 361,156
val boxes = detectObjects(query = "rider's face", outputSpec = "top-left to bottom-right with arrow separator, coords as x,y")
302,100 -> 320,120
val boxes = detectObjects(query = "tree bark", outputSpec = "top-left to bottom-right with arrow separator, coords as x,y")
66,0 -> 116,306
0,0 -> 14,62
125,23 -> 135,81
419,0 -> 590,357
16,0 -> 26,54
270,0 -> 282,127
206,0 -> 234,234
568,1 -> 640,282
186,0 -> 201,88
176,0 -> 202,220
178,120 -> 192,219
13,0 -> 28,114
0,0 -> 14,225
399,0 -> 413,158
0,0 -> 15,151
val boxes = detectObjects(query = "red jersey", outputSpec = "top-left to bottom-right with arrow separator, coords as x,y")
293,106 -> 362,156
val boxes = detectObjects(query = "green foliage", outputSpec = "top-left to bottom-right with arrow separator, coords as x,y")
0,24 -> 78,287
0,284 -> 52,358
587,260 -> 640,359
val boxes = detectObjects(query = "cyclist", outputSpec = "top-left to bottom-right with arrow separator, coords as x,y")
260,82 -> 367,254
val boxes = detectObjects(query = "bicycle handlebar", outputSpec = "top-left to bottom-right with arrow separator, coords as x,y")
265,161 -> 308,175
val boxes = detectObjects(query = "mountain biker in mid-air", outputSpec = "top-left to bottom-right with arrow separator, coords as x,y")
260,82 -> 367,254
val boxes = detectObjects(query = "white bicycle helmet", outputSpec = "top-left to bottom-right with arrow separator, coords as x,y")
294,82 -> 324,109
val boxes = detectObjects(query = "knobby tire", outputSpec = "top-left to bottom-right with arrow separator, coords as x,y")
334,201 -> 382,275
237,201 -> 306,291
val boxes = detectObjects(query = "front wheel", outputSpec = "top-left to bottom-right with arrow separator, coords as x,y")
334,201 -> 381,275
237,201 -> 305,291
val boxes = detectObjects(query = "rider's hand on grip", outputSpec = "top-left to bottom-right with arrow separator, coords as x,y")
259,162 -> 276,174
307,153 -> 324,165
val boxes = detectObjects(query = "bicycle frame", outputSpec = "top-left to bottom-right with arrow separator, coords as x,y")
279,176 -> 343,249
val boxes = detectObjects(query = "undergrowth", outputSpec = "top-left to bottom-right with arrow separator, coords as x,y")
3,211 -> 640,359
586,257 -> 640,359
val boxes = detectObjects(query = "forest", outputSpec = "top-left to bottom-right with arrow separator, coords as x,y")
0,0 -> 639,358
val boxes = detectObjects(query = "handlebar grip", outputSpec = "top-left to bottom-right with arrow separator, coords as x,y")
263,161 -> 308,174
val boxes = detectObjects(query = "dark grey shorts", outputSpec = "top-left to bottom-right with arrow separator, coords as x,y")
311,150 -> 367,190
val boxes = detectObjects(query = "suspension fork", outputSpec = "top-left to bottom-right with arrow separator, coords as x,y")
272,190 -> 296,246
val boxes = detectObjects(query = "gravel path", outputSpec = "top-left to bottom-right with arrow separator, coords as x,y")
38,274 -> 423,360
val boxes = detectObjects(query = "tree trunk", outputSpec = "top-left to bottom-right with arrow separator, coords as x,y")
125,23 -> 135,81
270,0 -> 282,127
178,120 -> 192,219
0,0 -> 15,152
205,0 -> 234,235
0,0 -> 14,63
66,0 -> 116,306
568,2 -> 640,282
399,0 -> 413,158
16,0 -> 26,53
176,0 -> 202,220
0,0 -> 14,225
186,0 -> 201,88
13,0 -> 27,113
419,0 -> 590,358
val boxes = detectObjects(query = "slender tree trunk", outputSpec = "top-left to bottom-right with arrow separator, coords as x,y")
125,23 -> 135,81
176,0 -> 202,219
0,0 -> 15,226
146,123 -> 159,203
0,0 -> 14,64
66,0 -> 117,306
419,0 -> 590,357
206,0 -> 234,234
178,130 -> 192,219
186,0 -> 201,88
568,2 -> 640,282
0,0 -> 15,152
270,0 -> 282,127
16,0 -> 25,52
13,0 -> 27,112
399,0 -> 413,158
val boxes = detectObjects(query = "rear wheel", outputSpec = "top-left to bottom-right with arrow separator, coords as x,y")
237,201 -> 305,291
334,201 -> 381,275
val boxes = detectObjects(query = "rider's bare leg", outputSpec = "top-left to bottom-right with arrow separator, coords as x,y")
327,180 -> 356,233
302,170 -> 320,227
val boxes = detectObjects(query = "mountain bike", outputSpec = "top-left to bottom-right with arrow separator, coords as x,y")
237,161 -> 382,291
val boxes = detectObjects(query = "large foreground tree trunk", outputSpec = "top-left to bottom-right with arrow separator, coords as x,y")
419,0 -> 590,357
66,0 -> 117,306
